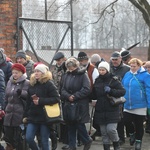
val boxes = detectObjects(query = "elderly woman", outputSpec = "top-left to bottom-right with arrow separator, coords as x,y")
122,58 -> 150,150
61,57 -> 92,150
3,63 -> 29,150
24,64 -> 60,150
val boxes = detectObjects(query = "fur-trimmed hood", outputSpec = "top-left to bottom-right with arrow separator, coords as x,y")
30,71 -> 52,86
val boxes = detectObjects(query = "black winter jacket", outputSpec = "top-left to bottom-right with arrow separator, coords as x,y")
61,68 -> 91,123
92,73 -> 126,125
25,80 -> 60,124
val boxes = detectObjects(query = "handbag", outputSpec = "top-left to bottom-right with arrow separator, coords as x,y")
107,95 -> 126,106
63,102 -> 81,123
43,102 -> 63,124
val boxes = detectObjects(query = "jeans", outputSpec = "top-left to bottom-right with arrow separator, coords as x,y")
100,123 -> 119,144
68,123 -> 91,148
26,123 -> 50,150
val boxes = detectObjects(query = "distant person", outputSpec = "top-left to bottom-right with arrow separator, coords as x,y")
90,53 -> 105,68
16,50 -> 34,79
0,48 -> 12,83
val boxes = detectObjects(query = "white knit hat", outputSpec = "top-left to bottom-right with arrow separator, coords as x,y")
98,61 -> 110,72
34,64 -> 49,74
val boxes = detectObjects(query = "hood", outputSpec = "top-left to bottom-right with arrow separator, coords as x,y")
0,51 -> 6,65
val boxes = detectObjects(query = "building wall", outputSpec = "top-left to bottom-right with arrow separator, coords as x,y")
0,0 -> 21,60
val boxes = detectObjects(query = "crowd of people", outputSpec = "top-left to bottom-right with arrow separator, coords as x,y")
0,48 -> 149,150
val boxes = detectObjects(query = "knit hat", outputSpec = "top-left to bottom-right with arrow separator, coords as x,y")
15,50 -> 26,60
12,63 -> 26,74
120,50 -> 131,61
78,52 -> 88,60
90,54 -> 101,63
98,61 -> 110,72
111,51 -> 121,59
33,62 -> 43,68
53,52 -> 64,60
34,64 -> 49,74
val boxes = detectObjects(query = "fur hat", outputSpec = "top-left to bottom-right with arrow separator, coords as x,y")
98,61 -> 110,72
34,64 -> 49,74
12,63 -> 26,74
15,50 -> 26,60
90,54 -> 101,63
78,52 -> 88,60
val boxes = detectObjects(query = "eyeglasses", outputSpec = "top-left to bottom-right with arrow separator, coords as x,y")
112,59 -> 118,61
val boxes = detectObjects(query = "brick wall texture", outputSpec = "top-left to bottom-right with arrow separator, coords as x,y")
0,0 -> 21,60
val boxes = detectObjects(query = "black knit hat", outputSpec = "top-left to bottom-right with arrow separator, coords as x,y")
15,50 -> 26,60
78,52 -> 88,60
121,50 -> 131,61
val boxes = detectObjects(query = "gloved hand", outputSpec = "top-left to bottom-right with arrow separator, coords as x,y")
104,86 -> 111,93
16,89 -> 22,96
0,110 -> 5,120
147,108 -> 150,116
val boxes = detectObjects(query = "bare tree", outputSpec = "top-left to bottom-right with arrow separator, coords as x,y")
128,0 -> 150,59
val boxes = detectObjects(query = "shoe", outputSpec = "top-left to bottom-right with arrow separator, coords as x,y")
129,133 -> 135,146
83,139 -> 93,150
62,145 -> 69,149
135,140 -> 142,150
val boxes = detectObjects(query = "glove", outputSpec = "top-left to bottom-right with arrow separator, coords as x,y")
147,108 -> 150,116
0,110 -> 5,120
104,86 -> 111,93
16,89 -> 22,96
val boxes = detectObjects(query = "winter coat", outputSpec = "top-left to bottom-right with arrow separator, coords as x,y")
122,67 -> 150,110
0,69 -> 5,108
92,73 -> 126,125
110,61 -> 130,80
25,72 -> 60,124
4,74 -> 29,126
0,51 -> 12,83
61,68 -> 91,123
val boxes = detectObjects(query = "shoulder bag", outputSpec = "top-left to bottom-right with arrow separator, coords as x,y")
43,102 -> 63,124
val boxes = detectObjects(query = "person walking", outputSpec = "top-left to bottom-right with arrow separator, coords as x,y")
92,61 -> 126,150
3,63 -> 29,150
122,58 -> 150,150
61,57 -> 93,150
24,64 -> 60,150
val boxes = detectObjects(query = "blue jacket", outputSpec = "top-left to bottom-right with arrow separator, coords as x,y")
122,67 -> 150,109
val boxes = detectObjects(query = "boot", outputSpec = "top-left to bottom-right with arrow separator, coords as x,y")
129,133 -> 135,146
103,144 -> 110,150
113,141 -> 120,150
50,130 -> 57,150
135,140 -> 142,150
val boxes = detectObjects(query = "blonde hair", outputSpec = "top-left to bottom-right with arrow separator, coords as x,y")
128,58 -> 143,67
30,71 -> 52,86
